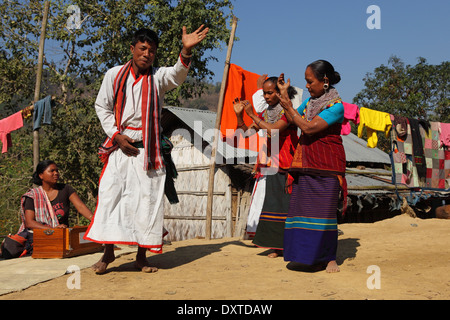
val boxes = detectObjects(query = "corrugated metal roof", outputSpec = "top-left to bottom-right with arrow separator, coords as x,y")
164,107 -> 258,161
164,107 -> 391,165
345,168 -> 395,194
342,133 -> 391,164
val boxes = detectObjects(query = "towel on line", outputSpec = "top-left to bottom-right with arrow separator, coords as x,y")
33,95 -> 53,131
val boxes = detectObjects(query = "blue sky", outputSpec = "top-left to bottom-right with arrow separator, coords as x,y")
207,0 -> 450,103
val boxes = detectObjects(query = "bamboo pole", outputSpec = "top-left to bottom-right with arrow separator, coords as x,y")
33,0 -> 50,171
345,170 -> 392,176
347,185 -> 410,191
205,16 -> 238,240
164,216 -> 230,221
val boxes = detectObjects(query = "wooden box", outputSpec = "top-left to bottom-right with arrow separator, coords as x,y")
32,226 -> 103,259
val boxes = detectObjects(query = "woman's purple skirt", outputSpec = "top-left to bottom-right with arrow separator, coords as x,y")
283,175 -> 339,265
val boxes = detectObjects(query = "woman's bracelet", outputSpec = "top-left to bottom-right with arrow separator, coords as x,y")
257,118 -> 262,126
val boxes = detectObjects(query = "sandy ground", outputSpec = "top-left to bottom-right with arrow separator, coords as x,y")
1,213 -> 449,301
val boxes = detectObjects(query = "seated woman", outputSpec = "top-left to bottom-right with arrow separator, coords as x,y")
1,160 -> 93,258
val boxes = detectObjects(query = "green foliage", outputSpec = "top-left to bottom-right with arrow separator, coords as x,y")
353,56 -> 449,152
0,123 -> 34,235
181,81 -> 221,110
354,56 -> 449,121
0,0 -> 233,235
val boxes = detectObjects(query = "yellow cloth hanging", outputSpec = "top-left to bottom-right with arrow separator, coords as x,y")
357,107 -> 392,148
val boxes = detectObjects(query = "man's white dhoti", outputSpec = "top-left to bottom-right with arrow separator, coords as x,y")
84,56 -> 189,253
86,147 -> 166,252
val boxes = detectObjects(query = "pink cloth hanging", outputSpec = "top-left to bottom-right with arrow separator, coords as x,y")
0,111 -> 23,153
439,122 -> 450,147
341,102 -> 360,135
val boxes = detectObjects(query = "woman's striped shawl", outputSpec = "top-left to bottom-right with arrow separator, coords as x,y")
18,186 -> 59,233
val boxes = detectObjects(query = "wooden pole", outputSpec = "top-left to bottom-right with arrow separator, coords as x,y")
205,16 -> 238,240
33,0 -> 50,171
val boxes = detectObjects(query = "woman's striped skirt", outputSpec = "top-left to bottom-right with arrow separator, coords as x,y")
252,172 -> 290,250
283,175 -> 339,265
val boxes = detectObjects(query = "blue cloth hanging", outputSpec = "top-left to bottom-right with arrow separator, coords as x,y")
33,95 -> 52,131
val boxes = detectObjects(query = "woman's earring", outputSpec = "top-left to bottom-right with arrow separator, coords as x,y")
323,74 -> 329,90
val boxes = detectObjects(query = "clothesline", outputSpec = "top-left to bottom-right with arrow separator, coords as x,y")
20,95 -> 56,119
342,104 -> 450,149
0,95 -> 56,153
346,104 -> 450,191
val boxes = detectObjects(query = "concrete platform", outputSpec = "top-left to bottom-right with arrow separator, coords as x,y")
0,245 -> 136,296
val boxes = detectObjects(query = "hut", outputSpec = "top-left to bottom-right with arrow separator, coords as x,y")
161,107 -> 257,242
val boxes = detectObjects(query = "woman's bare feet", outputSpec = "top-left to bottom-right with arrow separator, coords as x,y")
92,244 -> 115,274
326,260 -> 340,273
267,249 -> 283,258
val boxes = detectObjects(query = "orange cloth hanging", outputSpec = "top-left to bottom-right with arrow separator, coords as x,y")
220,64 -> 262,151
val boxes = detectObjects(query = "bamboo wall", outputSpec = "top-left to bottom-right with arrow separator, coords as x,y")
163,129 -> 234,241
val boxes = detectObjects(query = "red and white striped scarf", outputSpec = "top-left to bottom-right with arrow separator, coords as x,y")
18,186 -> 59,233
98,61 -> 164,170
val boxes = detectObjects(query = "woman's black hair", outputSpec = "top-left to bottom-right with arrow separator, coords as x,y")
307,60 -> 341,85
264,77 -> 298,100
132,28 -> 159,47
32,160 -> 56,186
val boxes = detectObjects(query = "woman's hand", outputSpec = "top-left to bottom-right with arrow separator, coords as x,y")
233,99 -> 254,117
233,98 -> 245,117
276,74 -> 293,111
257,74 -> 268,89
242,100 -> 256,118
277,73 -> 290,93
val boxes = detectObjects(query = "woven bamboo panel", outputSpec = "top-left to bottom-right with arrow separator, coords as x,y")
163,133 -> 232,241
164,219 -> 228,242
233,188 -> 253,238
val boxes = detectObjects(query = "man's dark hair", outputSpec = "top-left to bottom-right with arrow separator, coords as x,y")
132,28 -> 159,47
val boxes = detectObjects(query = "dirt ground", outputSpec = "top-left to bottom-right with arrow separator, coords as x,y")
1,213 -> 449,301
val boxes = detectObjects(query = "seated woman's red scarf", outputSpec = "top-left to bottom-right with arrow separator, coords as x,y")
98,61 -> 164,170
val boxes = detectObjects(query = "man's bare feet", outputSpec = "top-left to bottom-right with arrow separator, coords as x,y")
326,260 -> 340,273
92,244 -> 115,274
135,246 -> 158,273
134,261 -> 158,273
